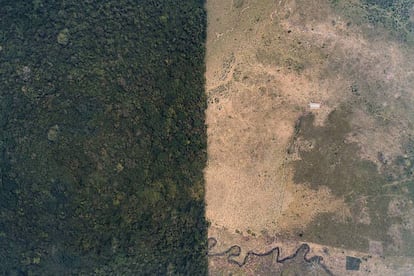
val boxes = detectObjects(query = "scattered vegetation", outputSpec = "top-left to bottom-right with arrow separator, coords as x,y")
331,0 -> 414,43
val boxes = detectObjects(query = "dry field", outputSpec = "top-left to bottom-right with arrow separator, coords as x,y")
205,0 -> 414,274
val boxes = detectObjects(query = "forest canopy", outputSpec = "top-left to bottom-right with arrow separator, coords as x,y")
0,0 -> 207,274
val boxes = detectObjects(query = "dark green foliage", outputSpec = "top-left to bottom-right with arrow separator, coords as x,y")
331,0 -> 414,43
363,0 -> 414,39
292,106 -> 414,255
363,0 -> 400,9
0,0 -> 207,274
291,107 -> 394,252
292,108 -> 386,198
346,256 -> 361,271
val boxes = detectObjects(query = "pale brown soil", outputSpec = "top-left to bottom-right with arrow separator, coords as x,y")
205,0 -> 414,274
205,0 -> 348,236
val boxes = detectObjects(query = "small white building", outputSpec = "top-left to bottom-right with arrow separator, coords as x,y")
309,102 -> 321,109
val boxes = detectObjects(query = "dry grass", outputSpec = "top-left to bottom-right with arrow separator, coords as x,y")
206,0 -> 414,273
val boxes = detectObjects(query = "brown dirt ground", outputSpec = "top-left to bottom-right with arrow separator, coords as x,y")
205,0 -> 414,274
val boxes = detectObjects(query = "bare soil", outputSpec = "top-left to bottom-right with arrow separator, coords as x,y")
205,0 -> 414,274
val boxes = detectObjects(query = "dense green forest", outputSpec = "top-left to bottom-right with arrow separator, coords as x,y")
0,0 -> 207,274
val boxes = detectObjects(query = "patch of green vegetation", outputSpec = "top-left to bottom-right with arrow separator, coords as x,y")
407,181 -> 414,198
292,107 -> 385,198
256,46 -> 307,73
256,31 -> 325,73
330,0 -> 414,43
247,229 -> 256,236
291,106 -> 409,253
392,139 -> 414,201
402,229 -> 414,255
0,0 -> 207,274
233,0 -> 245,9
302,213 -> 370,252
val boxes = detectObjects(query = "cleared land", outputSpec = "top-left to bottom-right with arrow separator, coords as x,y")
205,0 -> 414,274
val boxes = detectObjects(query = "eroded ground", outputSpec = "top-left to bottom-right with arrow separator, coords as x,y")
205,0 -> 414,274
